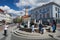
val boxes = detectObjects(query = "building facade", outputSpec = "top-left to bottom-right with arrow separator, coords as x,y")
30,2 -> 60,22
0,9 -> 12,23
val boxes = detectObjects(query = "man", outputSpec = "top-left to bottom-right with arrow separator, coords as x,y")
39,20 -> 43,34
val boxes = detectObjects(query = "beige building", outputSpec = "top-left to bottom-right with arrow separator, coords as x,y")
0,9 -> 12,23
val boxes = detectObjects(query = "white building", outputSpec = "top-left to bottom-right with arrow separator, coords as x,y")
0,9 -> 12,23
30,2 -> 60,22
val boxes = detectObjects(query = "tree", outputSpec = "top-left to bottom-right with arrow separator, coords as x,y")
13,17 -> 22,23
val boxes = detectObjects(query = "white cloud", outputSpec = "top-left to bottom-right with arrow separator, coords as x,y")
16,0 -> 60,9
0,5 -> 25,16
16,0 -> 36,7
16,0 -> 52,8
53,0 -> 60,4
15,0 -> 54,15
0,5 -> 10,10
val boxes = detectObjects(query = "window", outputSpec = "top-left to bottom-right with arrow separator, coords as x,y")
58,8 -> 60,13
56,13 -> 57,18
39,9 -> 41,13
55,7 -> 57,11
47,13 -> 50,18
40,14 -> 42,18
58,8 -> 60,18
36,11 -> 38,13
58,13 -> 59,18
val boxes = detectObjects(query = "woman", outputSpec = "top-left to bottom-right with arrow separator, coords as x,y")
52,20 -> 56,33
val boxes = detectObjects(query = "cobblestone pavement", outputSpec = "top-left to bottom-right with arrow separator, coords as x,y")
11,34 -> 58,40
0,24 -> 17,40
0,26 -> 4,31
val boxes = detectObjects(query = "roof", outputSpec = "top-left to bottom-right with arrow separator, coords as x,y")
30,2 -> 60,11
22,15 -> 30,18
0,9 -> 4,13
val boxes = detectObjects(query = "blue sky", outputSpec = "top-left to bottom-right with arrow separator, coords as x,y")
0,0 -> 60,17
0,0 -> 52,11
0,0 -> 19,11
0,0 -> 32,17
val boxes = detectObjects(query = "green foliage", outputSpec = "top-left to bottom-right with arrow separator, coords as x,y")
13,17 -> 22,23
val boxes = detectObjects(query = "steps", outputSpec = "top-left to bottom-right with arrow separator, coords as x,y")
13,29 -> 50,39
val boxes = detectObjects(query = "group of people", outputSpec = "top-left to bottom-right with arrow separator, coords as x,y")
31,19 -> 56,34
16,19 -> 56,34
2,19 -> 56,36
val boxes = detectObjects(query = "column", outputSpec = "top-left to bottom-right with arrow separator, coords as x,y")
34,19 -> 36,23
28,20 -> 30,28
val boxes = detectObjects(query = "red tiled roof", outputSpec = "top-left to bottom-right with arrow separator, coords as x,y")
22,15 -> 30,18
0,9 -> 4,13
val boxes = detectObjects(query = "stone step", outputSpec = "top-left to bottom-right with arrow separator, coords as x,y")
13,31 -> 50,39
16,30 -> 42,36
13,30 -> 50,39
14,32 -> 41,39
14,31 -> 41,37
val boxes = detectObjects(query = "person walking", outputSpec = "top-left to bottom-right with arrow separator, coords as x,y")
3,21 -> 9,36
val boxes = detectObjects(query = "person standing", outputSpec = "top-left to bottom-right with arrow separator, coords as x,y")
31,21 -> 35,33
39,20 -> 43,34
31,24 -> 35,33
52,20 -> 56,33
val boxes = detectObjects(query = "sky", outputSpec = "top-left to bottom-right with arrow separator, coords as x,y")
0,0 -> 60,17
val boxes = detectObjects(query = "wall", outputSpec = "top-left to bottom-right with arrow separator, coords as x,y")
52,5 -> 60,18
